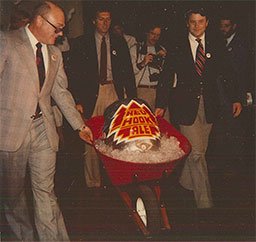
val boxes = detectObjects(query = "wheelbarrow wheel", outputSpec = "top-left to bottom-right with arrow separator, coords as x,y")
133,184 -> 161,234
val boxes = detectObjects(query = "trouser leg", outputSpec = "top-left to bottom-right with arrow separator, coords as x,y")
84,144 -> 101,188
179,97 -> 213,208
84,84 -> 118,188
29,117 -> 69,241
0,137 -> 35,241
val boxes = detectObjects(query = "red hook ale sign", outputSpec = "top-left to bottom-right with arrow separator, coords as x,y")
104,99 -> 161,150
107,99 -> 160,144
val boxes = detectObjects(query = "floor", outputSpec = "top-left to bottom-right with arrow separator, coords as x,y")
57,107 -> 255,241
55,153 -> 255,241
1,108 -> 255,241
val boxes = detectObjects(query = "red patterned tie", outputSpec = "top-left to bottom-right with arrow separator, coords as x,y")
195,38 -> 206,76
36,42 -> 45,89
99,36 -> 107,84
34,42 -> 45,118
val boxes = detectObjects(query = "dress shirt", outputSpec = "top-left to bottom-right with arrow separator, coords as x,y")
225,32 -> 236,46
188,32 -> 206,62
95,31 -> 113,81
137,45 -> 159,86
123,34 -> 137,49
25,25 -> 49,74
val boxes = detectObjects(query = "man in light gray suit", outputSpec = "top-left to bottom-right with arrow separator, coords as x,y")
0,1 -> 93,241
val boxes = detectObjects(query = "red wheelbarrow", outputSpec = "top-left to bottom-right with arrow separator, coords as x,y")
86,116 -> 191,237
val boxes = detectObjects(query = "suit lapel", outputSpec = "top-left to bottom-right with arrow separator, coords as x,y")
186,38 -> 195,68
15,29 -> 39,95
39,46 -> 58,96
91,34 -> 99,80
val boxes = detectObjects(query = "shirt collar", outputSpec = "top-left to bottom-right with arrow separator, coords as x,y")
25,24 -> 46,49
189,32 -> 206,44
95,31 -> 109,42
226,32 -> 236,46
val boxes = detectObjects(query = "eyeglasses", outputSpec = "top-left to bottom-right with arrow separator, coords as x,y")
40,15 -> 64,34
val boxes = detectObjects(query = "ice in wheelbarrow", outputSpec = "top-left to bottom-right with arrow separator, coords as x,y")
94,98 -> 185,164
95,135 -> 185,164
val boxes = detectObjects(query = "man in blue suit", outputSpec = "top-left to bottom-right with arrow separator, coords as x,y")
155,8 -> 242,209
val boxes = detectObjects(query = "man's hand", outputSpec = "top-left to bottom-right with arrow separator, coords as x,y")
157,49 -> 167,58
232,102 -> 242,118
76,104 -> 84,114
79,126 -> 93,145
155,108 -> 165,117
143,53 -> 154,65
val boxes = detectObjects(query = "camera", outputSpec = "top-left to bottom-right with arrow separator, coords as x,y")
148,54 -> 164,70
149,72 -> 160,82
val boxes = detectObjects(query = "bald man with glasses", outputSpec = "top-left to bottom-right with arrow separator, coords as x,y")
0,1 -> 93,241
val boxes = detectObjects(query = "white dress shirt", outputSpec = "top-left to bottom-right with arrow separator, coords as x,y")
95,31 -> 113,81
188,32 -> 206,62
25,25 -> 49,74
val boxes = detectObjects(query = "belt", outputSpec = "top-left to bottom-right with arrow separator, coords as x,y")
100,80 -> 113,85
138,84 -> 157,89
31,112 -> 42,120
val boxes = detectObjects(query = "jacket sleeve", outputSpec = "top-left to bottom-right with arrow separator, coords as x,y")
51,48 -> 84,131
121,38 -> 137,98
66,36 -> 85,105
155,52 -> 175,109
218,42 -> 245,105
0,31 -> 7,80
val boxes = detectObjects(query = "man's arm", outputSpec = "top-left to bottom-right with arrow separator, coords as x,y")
120,37 -> 137,98
51,49 -> 93,144
155,52 -> 175,113
0,31 -> 7,79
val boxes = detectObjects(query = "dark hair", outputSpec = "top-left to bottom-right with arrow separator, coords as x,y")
185,7 -> 209,22
93,6 -> 112,20
218,11 -> 237,24
145,22 -> 162,33
112,19 -> 124,29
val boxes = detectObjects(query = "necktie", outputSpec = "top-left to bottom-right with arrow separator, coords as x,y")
34,42 -> 45,118
36,42 -> 45,89
99,36 -> 107,84
195,38 -> 206,77
224,38 -> 228,46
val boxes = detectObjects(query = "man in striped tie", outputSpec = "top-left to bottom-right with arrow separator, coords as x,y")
155,7 -> 242,210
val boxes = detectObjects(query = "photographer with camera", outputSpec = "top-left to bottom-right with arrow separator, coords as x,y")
132,23 -> 169,121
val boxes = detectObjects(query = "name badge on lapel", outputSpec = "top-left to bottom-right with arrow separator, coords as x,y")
112,50 -> 117,56
206,53 -> 211,59
51,54 -> 57,61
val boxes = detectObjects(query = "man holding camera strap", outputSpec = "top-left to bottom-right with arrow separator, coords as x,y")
132,23 -> 169,121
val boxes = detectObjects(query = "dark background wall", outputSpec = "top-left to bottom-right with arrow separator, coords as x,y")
1,1 -> 255,48
83,1 -> 255,48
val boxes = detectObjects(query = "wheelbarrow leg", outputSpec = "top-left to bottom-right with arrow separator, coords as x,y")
160,204 -> 171,230
116,187 -> 150,237
153,184 -> 171,230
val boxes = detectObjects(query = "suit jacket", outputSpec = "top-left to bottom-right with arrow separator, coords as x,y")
68,31 -> 137,119
0,28 -> 84,152
224,32 -> 250,105
156,32 -> 240,125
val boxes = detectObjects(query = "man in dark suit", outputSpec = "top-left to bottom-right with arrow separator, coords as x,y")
69,7 -> 136,188
213,13 -> 253,179
155,8 -> 242,208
